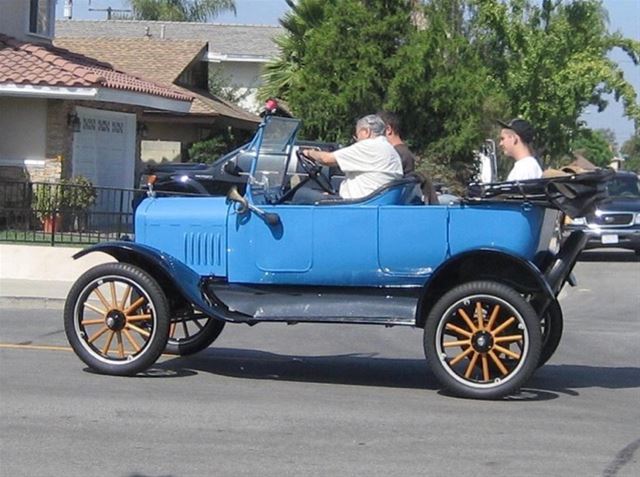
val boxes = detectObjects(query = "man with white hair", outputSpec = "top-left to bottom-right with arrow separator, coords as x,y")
303,114 -> 403,200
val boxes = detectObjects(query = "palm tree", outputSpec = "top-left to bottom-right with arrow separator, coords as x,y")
128,0 -> 236,22
258,0 -> 328,102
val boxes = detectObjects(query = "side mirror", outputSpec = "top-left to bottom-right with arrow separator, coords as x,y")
224,161 -> 242,177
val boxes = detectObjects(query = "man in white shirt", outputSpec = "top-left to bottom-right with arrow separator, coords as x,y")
303,115 -> 403,200
498,118 -> 543,181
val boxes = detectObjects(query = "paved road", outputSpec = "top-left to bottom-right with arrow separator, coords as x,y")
1,252 -> 639,477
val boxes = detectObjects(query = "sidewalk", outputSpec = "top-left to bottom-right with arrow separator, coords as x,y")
0,243 -> 113,309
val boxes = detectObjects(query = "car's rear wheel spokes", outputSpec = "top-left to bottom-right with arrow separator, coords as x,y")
439,298 -> 525,385
78,280 -> 156,360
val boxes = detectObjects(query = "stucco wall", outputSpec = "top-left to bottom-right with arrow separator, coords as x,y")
0,0 -> 54,42
0,97 -> 48,164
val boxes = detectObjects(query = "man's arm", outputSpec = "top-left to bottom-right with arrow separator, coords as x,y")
303,149 -> 338,167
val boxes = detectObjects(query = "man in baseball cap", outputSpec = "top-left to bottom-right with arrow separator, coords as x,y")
498,118 -> 542,181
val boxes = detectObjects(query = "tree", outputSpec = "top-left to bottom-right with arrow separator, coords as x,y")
472,0 -> 640,164
620,133 -> 640,172
128,0 -> 235,22
570,128 -> 616,167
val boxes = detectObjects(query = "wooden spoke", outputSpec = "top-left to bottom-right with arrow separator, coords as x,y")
81,318 -> 106,325
457,308 -> 478,332
92,288 -> 111,310
124,297 -> 146,315
475,302 -> 484,330
486,304 -> 500,331
481,354 -> 490,381
125,313 -> 152,322
491,317 -> 516,336
488,350 -> 509,375
116,331 -> 125,358
169,322 -> 177,338
181,320 -> 190,338
493,344 -> 521,360
122,329 -> 141,353
493,334 -> 523,344
109,282 -> 117,308
464,351 -> 480,378
119,285 -> 132,310
449,346 -> 474,365
445,323 -> 473,338
83,302 -> 107,315
88,326 -> 109,344
102,331 -> 115,355
126,323 -> 151,338
193,319 -> 204,330
443,339 -> 471,348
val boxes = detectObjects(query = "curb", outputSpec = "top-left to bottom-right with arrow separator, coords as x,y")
0,297 -> 65,310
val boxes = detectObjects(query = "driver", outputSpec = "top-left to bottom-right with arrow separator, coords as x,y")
302,114 -> 403,200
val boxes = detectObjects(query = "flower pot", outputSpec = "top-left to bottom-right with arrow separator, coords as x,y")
42,214 -> 62,233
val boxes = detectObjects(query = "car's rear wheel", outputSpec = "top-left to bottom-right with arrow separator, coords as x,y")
424,281 -> 541,399
64,263 -> 170,376
165,306 -> 225,355
538,300 -> 563,368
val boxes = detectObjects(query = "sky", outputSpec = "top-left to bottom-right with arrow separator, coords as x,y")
55,0 -> 639,147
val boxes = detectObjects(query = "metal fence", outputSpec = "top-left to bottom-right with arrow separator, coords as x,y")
0,180 -> 141,246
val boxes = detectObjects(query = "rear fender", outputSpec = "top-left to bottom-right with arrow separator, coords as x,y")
415,249 -> 554,328
73,242 -> 227,320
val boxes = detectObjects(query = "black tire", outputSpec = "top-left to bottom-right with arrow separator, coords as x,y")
64,263 -> 170,376
424,281 -> 541,399
538,300 -> 563,368
165,306 -> 225,356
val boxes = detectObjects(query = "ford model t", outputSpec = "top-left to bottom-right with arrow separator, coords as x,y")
63,112 -> 610,399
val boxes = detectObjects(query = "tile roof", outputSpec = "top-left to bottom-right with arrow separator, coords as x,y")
56,20 -> 283,58
0,33 -> 192,102
54,37 -> 258,123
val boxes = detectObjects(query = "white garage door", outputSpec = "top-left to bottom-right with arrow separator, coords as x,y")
72,107 -> 136,189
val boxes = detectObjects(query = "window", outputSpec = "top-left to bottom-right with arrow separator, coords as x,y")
29,0 -> 54,37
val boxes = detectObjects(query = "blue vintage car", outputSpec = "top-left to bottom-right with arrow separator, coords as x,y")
63,113 -> 609,400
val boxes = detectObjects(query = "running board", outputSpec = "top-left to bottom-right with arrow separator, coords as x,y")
204,283 -> 420,326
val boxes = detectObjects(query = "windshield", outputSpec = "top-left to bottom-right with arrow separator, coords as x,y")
607,174 -> 640,198
259,117 -> 301,153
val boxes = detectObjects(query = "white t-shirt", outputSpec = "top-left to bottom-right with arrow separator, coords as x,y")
507,156 -> 543,181
333,136 -> 403,199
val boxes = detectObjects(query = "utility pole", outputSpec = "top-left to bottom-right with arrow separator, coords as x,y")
88,6 -> 132,20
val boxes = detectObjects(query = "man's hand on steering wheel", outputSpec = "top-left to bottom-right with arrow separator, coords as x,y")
297,149 -> 336,194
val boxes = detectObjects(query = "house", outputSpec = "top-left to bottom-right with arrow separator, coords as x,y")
55,19 -> 283,112
1,2 -> 259,192
53,37 -> 260,165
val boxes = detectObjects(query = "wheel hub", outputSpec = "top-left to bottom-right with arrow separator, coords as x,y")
472,331 -> 493,353
105,309 -> 126,331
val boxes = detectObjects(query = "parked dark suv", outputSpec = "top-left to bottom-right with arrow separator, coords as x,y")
564,170 -> 640,254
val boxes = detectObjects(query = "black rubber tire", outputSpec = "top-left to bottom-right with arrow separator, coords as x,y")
538,300 -> 563,368
165,308 -> 225,356
64,263 -> 170,376
424,281 -> 541,400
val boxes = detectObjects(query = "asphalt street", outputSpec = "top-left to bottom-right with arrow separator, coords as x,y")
0,251 -> 639,477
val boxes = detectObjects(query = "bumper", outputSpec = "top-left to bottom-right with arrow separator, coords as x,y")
564,226 -> 640,251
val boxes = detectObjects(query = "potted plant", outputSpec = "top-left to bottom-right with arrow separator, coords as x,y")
31,182 -> 64,233
63,176 -> 97,232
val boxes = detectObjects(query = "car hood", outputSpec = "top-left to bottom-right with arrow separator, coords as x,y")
597,197 -> 640,213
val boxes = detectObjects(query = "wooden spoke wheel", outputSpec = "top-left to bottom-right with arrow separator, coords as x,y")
424,281 -> 541,399
165,307 -> 225,356
64,263 -> 170,376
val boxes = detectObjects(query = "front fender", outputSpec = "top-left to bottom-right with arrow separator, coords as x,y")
416,248 -> 554,327
73,241 -> 221,320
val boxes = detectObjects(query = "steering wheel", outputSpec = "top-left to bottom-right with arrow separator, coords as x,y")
296,150 -> 336,194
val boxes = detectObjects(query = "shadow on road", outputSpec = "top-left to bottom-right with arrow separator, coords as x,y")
578,250 -> 639,262
149,347 -> 640,398
154,347 -> 439,390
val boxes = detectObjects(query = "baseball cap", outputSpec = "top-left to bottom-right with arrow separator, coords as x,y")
497,118 -> 535,144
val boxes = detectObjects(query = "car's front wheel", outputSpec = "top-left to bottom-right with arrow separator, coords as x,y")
165,306 -> 225,356
424,281 -> 541,399
64,263 -> 170,375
